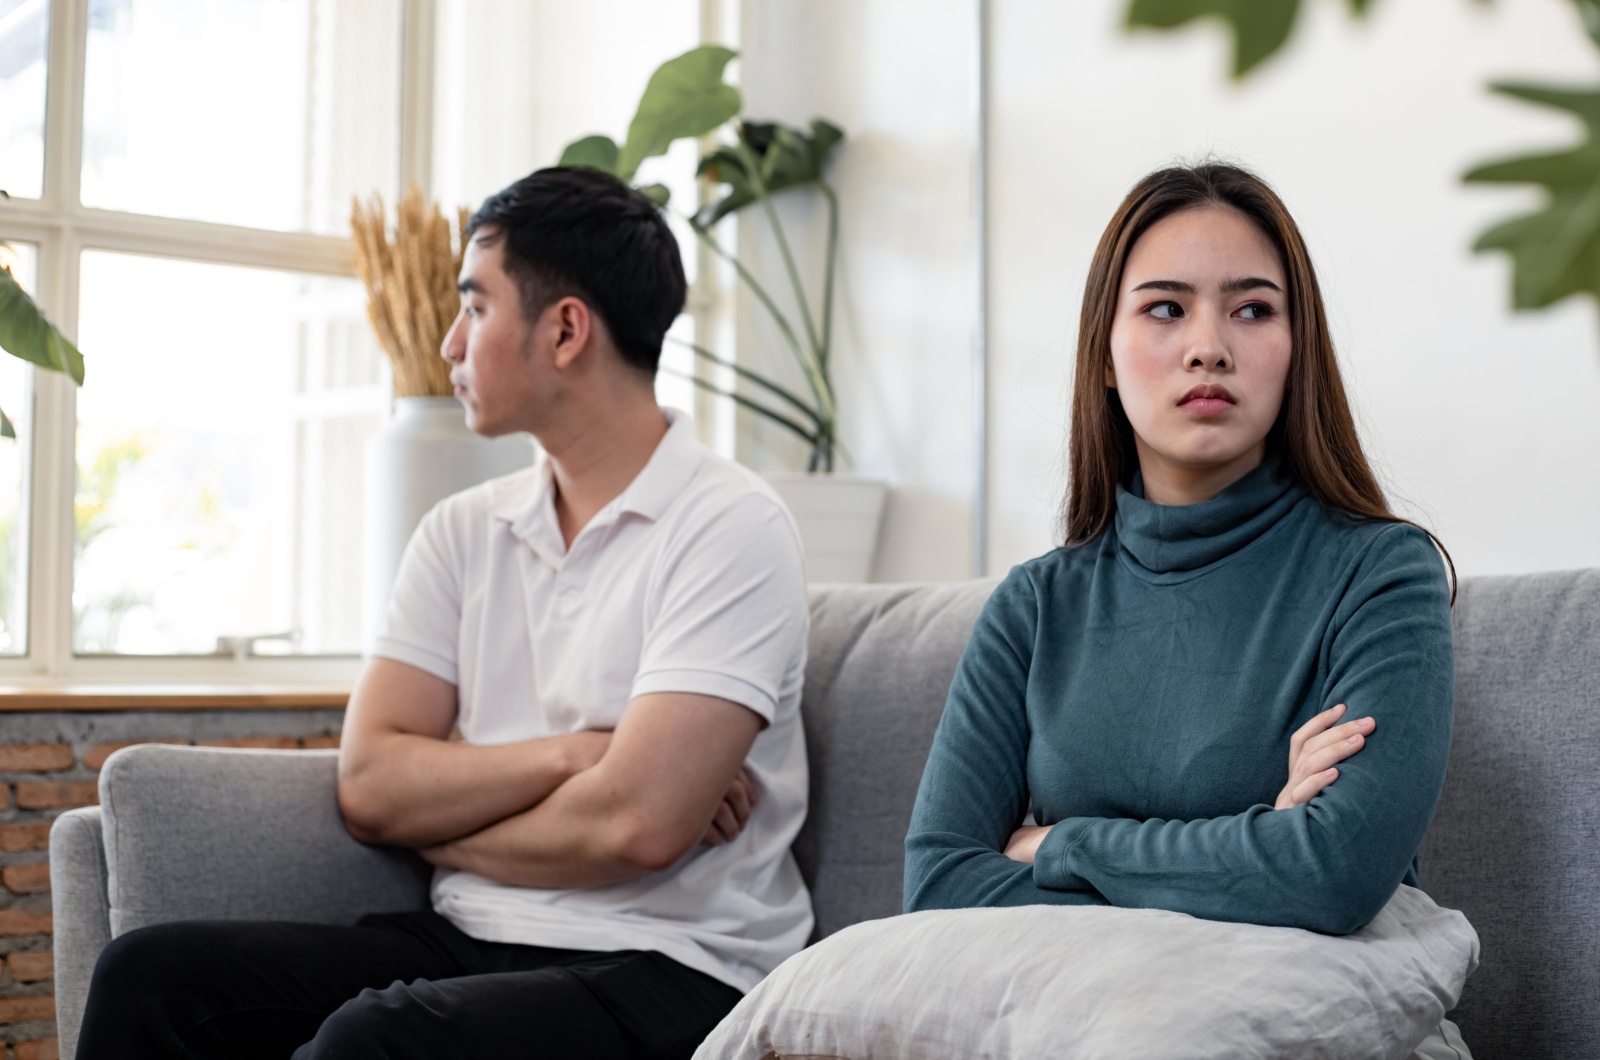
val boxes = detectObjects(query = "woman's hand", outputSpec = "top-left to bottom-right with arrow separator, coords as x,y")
1004,824 -> 1052,864
1276,703 -> 1375,809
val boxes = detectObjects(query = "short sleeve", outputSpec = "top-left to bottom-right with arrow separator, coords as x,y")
370,501 -> 463,685
630,494 -> 809,724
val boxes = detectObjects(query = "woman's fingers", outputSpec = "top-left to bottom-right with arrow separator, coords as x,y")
1290,703 -> 1347,754
1299,729 -> 1369,777
1299,715 -> 1376,763
1280,768 -> 1340,809
711,800 -> 740,842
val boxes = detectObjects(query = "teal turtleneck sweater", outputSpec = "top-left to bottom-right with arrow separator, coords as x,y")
904,459 -> 1454,934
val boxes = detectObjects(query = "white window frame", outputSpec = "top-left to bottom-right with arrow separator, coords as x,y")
0,0 -> 437,684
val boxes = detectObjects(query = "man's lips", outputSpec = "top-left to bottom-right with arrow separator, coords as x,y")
1178,384 -> 1235,414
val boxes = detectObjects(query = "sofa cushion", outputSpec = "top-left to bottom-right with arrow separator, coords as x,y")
695,884 -> 1478,1060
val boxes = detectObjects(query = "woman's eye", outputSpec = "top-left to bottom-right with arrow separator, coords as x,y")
1236,302 -> 1273,320
1147,301 -> 1183,320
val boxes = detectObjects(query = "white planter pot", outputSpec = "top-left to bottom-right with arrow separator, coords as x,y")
766,473 -> 888,583
362,397 -> 536,646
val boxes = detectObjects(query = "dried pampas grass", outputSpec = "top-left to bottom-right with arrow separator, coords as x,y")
350,187 -> 472,398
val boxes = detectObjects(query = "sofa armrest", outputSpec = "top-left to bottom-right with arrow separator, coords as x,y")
50,807 -> 110,1060
99,744 -> 431,936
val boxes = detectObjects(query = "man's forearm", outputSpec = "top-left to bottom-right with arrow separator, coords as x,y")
339,731 -> 603,848
422,758 -> 696,889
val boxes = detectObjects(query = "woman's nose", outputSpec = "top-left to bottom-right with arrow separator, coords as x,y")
1184,313 -> 1232,371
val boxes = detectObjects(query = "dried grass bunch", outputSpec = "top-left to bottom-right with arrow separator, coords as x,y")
350,187 -> 471,398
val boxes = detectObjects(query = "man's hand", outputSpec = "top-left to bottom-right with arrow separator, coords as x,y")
1004,824 -> 1051,864
1275,703 -> 1374,810
701,767 -> 758,847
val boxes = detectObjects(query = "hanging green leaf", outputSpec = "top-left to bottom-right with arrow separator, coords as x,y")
1125,0 -> 1304,78
0,265 -> 84,384
616,45 -> 742,181
695,119 -> 844,227
0,405 -> 13,439
558,134 -> 621,174
1464,83 -> 1600,310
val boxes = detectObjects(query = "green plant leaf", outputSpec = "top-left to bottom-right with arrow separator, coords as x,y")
1125,0 -> 1303,78
558,134 -> 621,174
616,45 -> 742,181
1464,82 -> 1600,310
0,265 -> 85,384
637,183 -> 671,207
0,404 -> 13,439
694,119 -> 845,227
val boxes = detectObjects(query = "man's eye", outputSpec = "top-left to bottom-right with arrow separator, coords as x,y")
1236,302 -> 1273,320
1148,301 -> 1182,320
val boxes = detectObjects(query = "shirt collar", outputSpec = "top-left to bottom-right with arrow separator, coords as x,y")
488,408 -> 703,554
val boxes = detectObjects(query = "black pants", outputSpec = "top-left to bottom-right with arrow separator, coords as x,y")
75,910 -> 744,1059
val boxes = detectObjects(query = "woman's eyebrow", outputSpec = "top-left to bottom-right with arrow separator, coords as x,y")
1127,277 -> 1284,294
1221,276 -> 1282,294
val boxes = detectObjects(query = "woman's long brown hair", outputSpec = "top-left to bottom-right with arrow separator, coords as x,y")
1061,162 -> 1455,597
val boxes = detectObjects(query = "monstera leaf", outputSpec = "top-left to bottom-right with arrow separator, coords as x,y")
1125,0 -> 1373,78
615,46 -> 741,181
0,263 -> 85,439
694,119 -> 845,228
1464,83 -> 1600,310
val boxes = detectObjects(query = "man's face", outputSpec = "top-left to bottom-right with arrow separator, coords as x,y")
441,234 -> 542,437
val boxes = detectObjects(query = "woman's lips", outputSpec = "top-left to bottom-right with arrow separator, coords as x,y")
1178,384 -> 1235,415
1179,397 -> 1234,415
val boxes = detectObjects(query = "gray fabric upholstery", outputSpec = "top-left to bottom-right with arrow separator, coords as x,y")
1419,569 -> 1600,1059
49,808 -> 110,1060
792,580 -> 998,939
98,745 -> 431,935
49,572 -> 1600,1059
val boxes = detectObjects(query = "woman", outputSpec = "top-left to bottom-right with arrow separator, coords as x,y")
905,163 -> 1458,966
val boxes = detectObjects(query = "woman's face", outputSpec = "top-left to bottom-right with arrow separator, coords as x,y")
1107,205 -> 1292,504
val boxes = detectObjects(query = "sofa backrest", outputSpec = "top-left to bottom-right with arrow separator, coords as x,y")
1420,568 -> 1600,1059
800,570 -> 1600,1060
794,580 -> 998,937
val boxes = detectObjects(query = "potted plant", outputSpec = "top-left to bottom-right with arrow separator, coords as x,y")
349,187 -> 535,642
556,45 -> 887,581
0,190 -> 85,439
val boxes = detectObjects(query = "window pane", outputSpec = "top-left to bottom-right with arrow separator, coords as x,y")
0,0 -> 49,200
74,250 -> 386,655
0,240 -> 35,655
81,0 -> 401,235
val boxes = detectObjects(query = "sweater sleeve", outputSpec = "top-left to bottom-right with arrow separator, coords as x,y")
904,566 -> 1107,912
1032,525 -> 1453,934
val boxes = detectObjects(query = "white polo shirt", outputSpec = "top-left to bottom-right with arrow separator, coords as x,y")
371,409 -> 813,992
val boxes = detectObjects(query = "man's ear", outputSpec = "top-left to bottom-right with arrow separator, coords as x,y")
549,297 -> 593,370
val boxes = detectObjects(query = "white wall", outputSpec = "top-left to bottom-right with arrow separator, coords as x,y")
736,0 -> 979,581
740,0 -> 1600,580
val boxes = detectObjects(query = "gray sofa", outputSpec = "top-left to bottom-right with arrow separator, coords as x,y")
50,573 -> 1600,1059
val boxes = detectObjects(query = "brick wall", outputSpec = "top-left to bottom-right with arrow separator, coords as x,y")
0,710 -> 345,1060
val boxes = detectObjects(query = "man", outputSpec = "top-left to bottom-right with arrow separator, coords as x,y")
76,167 -> 813,1059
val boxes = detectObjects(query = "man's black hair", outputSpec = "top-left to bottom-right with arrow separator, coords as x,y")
466,166 -> 686,376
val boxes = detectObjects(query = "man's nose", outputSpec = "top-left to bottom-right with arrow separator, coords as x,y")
441,311 -> 465,364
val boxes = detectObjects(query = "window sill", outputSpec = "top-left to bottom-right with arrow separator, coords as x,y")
0,684 -> 350,711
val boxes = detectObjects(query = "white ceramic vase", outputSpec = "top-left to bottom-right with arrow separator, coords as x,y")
362,396 -> 536,646
766,473 -> 888,583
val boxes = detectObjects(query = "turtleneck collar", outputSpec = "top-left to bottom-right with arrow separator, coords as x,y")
1114,455 -> 1305,575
